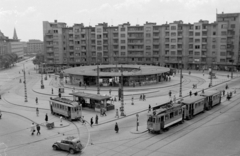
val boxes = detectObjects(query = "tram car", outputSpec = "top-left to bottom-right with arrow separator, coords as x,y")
49,97 -> 82,121
181,96 -> 206,120
200,90 -> 221,110
147,103 -> 186,133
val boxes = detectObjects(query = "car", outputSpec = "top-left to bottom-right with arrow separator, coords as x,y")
52,136 -> 83,154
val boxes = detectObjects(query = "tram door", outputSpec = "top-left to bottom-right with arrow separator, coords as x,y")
68,107 -> 71,118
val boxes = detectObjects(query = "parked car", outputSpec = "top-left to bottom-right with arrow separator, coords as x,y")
52,136 -> 83,154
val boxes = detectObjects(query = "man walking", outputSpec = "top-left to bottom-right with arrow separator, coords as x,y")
115,122 -> 119,133
90,117 -> 93,127
35,97 -> 38,104
36,108 -> 39,117
31,123 -> 35,135
36,124 -> 41,135
45,113 -> 48,124
189,91 -> 192,97
148,105 -> 151,113
95,115 -> 98,124
169,90 -> 172,97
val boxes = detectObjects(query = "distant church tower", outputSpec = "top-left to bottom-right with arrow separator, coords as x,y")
13,28 -> 18,40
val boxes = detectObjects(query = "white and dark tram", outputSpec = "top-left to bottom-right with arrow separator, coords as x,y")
147,92 -> 222,134
200,90 -> 222,110
49,97 -> 82,120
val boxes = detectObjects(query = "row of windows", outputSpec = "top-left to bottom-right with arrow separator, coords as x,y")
195,101 -> 204,108
165,109 -> 182,120
52,102 -> 80,112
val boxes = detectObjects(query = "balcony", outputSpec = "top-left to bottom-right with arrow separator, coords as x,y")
69,37 -> 74,40
128,48 -> 144,51
46,44 -> 53,47
128,35 -> 144,39
46,50 -> 53,53
46,38 -> 53,41
128,42 -> 143,45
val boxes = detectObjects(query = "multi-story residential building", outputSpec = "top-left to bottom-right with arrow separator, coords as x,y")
0,30 -> 9,56
27,39 -> 44,55
43,12 -> 240,70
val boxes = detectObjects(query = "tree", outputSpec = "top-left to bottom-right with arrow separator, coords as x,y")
32,53 -> 45,67
0,53 -> 18,68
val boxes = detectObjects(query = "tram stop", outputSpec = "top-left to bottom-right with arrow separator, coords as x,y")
70,92 -> 115,112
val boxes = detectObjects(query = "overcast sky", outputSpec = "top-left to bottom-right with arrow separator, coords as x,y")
0,0 -> 239,41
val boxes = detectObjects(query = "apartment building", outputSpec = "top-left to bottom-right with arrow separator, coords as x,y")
0,30 -> 9,56
43,12 -> 240,70
27,39 -> 44,55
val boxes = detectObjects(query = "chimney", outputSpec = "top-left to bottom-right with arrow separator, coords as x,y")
54,20 -> 57,23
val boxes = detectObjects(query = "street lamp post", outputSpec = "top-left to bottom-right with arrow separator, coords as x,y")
23,64 -> 28,102
179,61 -> 182,97
97,65 -> 100,94
120,65 -> 126,116
41,63 -> 44,89
136,113 -> 139,131
231,59 -> 234,79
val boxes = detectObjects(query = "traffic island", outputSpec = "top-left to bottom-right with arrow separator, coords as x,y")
130,125 -> 148,134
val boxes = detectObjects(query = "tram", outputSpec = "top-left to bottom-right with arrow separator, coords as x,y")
200,90 -> 222,110
181,96 -> 206,120
147,103 -> 186,133
147,92 -> 222,134
49,97 -> 82,121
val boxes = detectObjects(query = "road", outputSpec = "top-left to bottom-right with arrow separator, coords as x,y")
0,59 -> 240,156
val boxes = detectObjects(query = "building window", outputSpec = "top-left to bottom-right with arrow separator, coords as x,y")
121,40 -> 125,44
146,39 -> 151,44
121,52 -> 125,55
220,59 -> 225,62
231,24 -> 235,28
146,46 -> 151,50
146,33 -> 151,38
221,38 -> 226,43
220,45 -> 226,49
220,52 -> 226,56
171,39 -> 176,43
194,52 -> 200,55
97,40 -> 102,45
171,51 -> 175,55
171,32 -> 176,36
221,24 -> 227,29
195,32 -> 200,36
97,35 -> 102,39
121,46 -> 125,50
195,26 -> 201,30
120,27 -> 125,31
97,46 -> 102,51
171,45 -> 176,49
96,28 -> 101,33
171,26 -> 176,30
221,31 -> 227,36
195,45 -> 200,49
120,34 -> 125,38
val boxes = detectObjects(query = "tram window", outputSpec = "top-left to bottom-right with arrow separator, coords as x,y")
179,109 -> 182,114
165,114 -> 169,120
170,112 -> 174,118
175,111 -> 178,116
152,118 -> 155,123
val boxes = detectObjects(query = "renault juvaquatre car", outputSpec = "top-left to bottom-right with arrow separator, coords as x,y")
52,136 -> 84,154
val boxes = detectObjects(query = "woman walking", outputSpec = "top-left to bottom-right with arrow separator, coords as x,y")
115,122 -> 119,133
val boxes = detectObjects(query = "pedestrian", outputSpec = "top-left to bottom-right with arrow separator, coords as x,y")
194,92 -> 198,96
115,122 -> 119,133
173,95 -> 176,103
189,91 -> 192,97
169,90 -> 172,97
90,117 -> 93,127
209,83 -> 211,88
225,84 -> 228,90
52,88 -> 53,94
143,94 -> 146,101
81,116 -> 85,125
95,115 -> 98,124
45,113 -> 48,124
36,108 -> 39,117
103,108 -> 107,116
223,90 -> 225,96
202,89 -> 204,94
193,84 -> 195,89
0,110 -> 2,119
31,123 -> 35,135
115,109 -> 119,118
35,97 -> 38,104
109,89 -> 111,95
36,124 -> 41,135
148,105 -> 151,112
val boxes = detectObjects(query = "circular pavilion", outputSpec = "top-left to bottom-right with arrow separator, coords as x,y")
63,65 -> 170,87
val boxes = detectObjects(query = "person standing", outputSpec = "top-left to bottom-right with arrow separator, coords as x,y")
45,113 -> 48,124
35,97 -> 38,104
36,124 -> 41,135
0,110 -> 2,119
115,122 -> 119,133
31,123 -> 35,135
109,89 -> 112,95
115,109 -> 119,118
169,90 -> 172,97
52,88 -> 53,94
36,108 -> 39,117
223,90 -> 225,96
95,115 -> 98,124
90,117 -> 93,127
148,105 -> 151,113
226,84 -> 228,90
140,94 -> 142,101
189,91 -> 192,97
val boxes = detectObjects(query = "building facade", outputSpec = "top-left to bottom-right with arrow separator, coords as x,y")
0,30 -> 9,56
27,39 -> 44,55
43,12 -> 240,70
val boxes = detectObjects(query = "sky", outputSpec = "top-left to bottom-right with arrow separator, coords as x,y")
0,0 -> 240,41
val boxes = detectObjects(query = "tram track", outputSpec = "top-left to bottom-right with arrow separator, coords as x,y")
94,89 -> 240,156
